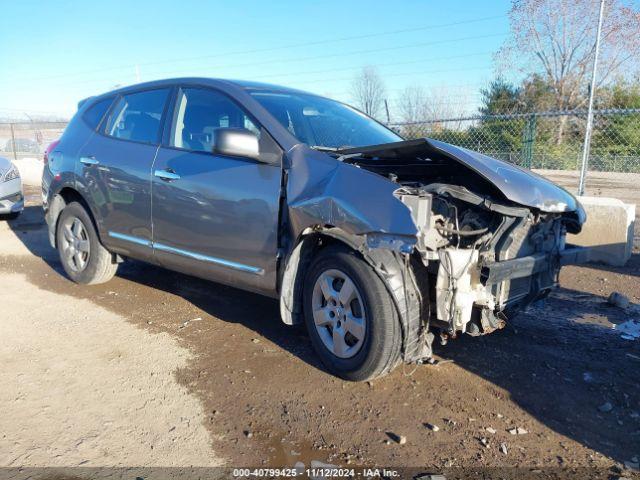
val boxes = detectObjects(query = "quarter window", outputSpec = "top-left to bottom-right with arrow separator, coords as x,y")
170,88 -> 260,153
83,96 -> 114,130
104,89 -> 170,144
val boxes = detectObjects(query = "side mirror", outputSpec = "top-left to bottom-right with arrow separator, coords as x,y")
212,128 -> 260,161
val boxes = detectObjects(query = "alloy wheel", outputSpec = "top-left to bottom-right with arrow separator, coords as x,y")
311,268 -> 367,359
60,217 -> 91,272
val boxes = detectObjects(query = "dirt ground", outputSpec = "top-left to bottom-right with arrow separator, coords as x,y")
0,183 -> 638,478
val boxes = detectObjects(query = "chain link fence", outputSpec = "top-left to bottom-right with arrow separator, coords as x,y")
389,108 -> 640,175
0,121 -> 67,161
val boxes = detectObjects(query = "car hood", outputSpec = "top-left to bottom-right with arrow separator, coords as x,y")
339,138 -> 583,214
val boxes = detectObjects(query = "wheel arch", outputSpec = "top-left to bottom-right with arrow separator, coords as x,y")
278,226 -> 431,363
46,187 -> 103,249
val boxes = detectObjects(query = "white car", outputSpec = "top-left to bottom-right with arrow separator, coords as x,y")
0,156 -> 23,220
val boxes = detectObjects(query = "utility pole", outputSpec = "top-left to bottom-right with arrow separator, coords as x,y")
578,0 -> 605,196
384,99 -> 391,124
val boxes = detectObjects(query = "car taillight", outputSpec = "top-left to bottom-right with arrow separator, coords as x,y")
43,139 -> 60,165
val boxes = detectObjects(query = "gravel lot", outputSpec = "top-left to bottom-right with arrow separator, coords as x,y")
0,177 -> 638,477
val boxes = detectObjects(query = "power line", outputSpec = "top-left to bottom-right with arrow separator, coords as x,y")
14,14 -> 506,84
250,51 -> 494,80
26,32 -> 506,92
132,33 -> 506,83
291,65 -> 493,87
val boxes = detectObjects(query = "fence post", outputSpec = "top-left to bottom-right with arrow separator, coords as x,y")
521,114 -> 537,169
578,0 -> 606,195
9,123 -> 17,161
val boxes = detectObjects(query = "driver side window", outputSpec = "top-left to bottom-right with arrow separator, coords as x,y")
170,88 -> 260,153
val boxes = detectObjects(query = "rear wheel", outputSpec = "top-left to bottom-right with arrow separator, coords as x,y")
303,245 -> 402,381
56,202 -> 118,285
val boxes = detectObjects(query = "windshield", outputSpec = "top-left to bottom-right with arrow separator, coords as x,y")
249,91 -> 402,149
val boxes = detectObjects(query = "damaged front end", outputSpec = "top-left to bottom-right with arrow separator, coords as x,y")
280,138 -> 587,364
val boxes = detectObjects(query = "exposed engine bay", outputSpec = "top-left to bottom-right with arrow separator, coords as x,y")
337,139 -> 585,348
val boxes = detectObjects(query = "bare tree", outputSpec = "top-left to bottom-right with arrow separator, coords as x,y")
350,66 -> 387,119
497,0 -> 640,142
397,86 -> 472,121
397,85 -> 429,123
395,85 -> 473,137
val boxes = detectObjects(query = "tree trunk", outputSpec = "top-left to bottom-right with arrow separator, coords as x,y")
556,114 -> 568,145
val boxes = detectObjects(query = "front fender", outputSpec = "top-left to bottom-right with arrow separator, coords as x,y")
286,145 -> 418,238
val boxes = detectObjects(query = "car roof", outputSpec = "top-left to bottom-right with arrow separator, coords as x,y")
82,77 -> 317,106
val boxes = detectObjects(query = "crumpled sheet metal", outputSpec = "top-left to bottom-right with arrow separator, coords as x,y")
281,145 -> 429,361
285,145 -> 418,240
340,138 -> 585,217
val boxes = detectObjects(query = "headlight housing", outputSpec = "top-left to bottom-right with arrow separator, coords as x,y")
3,165 -> 20,182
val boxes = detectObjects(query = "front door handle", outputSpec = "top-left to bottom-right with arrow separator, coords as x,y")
80,156 -> 99,166
154,169 -> 181,181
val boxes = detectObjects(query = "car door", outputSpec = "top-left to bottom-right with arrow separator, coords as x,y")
151,87 -> 282,295
77,87 -> 171,262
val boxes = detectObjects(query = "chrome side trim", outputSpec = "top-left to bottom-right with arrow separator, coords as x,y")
107,231 -> 152,247
154,242 -> 264,275
107,230 -> 264,275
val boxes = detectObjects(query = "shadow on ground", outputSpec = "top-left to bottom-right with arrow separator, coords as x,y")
7,205 -> 640,465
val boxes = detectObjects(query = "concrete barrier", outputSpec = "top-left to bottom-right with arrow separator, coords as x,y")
568,196 -> 636,267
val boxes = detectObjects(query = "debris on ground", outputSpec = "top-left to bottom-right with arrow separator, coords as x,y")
615,319 -> 640,340
500,443 -> 508,455
624,458 -> 639,471
309,460 -> 338,479
598,402 -> 614,413
608,292 -> 630,309
508,427 -> 528,435
178,317 -> 203,330
479,437 -> 489,448
415,475 -> 447,480
485,427 -> 496,434
386,432 -> 406,445
425,423 -> 440,432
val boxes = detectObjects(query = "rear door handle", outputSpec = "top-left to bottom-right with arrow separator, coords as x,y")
154,169 -> 181,181
80,156 -> 99,166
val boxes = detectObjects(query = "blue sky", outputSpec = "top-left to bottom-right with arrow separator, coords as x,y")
0,0 -> 511,119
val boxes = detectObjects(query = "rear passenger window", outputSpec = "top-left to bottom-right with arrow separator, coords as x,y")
170,88 -> 259,153
104,89 -> 170,144
83,97 -> 114,130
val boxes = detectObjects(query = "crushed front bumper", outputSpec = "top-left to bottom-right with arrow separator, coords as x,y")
480,246 -> 590,285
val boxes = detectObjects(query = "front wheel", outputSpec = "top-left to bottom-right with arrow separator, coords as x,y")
56,201 -> 118,285
303,245 -> 402,381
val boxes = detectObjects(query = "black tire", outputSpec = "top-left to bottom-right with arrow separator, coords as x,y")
56,201 -> 118,285
303,245 -> 402,381
1,211 -> 20,221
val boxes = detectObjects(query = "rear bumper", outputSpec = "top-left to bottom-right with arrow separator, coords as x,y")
480,246 -> 590,285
